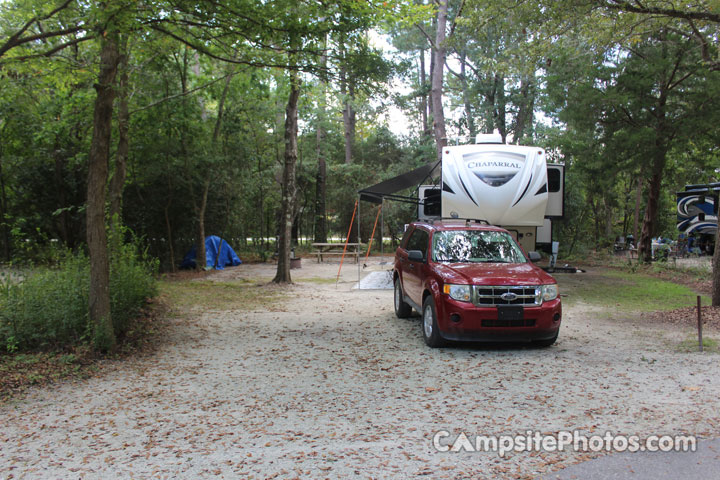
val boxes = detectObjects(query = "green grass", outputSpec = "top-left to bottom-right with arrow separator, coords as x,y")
0,348 -> 94,402
677,336 -> 719,353
301,277 -> 340,284
159,279 -> 286,311
557,268 -> 710,312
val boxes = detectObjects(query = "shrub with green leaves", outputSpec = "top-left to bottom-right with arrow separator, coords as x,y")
0,232 -> 157,352
108,230 -> 158,338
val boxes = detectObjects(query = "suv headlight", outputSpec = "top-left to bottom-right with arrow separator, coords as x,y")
443,284 -> 472,302
541,284 -> 558,302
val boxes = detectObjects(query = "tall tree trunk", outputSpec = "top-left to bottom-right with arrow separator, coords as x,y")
419,48 -> 429,136
604,194 -> 613,242
87,29 -> 120,351
639,89 -> 669,263
314,149 -> 327,243
431,0 -> 448,160
494,74 -> 507,141
592,197 -> 602,249
195,179 -> 210,270
428,44 -> 435,127
213,67 -> 235,143
164,178 -> 175,273
0,132 -> 10,261
273,71 -> 300,283
459,51 -> 475,140
639,167 -> 663,262
633,176 -> 642,242
514,75 -> 535,144
108,35 -> 130,225
483,78 -> 496,134
339,37 -> 355,165
314,34 -> 328,244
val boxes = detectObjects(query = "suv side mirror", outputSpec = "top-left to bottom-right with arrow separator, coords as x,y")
407,250 -> 425,262
528,251 -> 542,262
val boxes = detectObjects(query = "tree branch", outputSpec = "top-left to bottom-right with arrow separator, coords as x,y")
0,0 -> 74,51
601,0 -> 720,23
415,24 -> 435,49
149,25 -> 327,74
0,0 -> 81,58
448,0 -> 466,38
129,70 -> 243,114
0,34 -> 94,64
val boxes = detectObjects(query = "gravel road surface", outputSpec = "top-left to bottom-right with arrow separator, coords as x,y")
2,261 -> 719,479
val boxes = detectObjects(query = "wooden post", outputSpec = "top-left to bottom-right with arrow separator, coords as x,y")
697,296 -> 703,352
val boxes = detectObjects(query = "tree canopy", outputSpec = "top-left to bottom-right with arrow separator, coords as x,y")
1,0 -> 719,341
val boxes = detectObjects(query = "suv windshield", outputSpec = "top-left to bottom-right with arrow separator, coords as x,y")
432,230 -> 527,263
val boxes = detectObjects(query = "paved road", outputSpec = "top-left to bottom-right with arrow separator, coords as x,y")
545,437 -> 720,479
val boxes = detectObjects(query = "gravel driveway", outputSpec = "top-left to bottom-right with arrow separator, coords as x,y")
2,261 -> 720,479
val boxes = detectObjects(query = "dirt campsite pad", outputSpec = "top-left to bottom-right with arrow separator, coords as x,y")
2,261 -> 720,479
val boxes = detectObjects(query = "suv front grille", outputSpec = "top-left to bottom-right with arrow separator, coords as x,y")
473,286 -> 540,306
482,318 -> 536,327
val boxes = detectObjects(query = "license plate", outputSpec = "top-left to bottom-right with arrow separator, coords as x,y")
497,305 -> 524,321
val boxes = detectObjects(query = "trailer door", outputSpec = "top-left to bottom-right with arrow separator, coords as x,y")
546,164 -> 564,218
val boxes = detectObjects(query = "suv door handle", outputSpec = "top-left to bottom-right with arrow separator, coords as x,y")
408,263 -> 415,269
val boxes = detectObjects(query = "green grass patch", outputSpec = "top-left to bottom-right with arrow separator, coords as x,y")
677,336 -> 719,353
159,279 -> 286,311
558,268 -> 710,312
0,347 -> 95,402
301,277 -> 339,284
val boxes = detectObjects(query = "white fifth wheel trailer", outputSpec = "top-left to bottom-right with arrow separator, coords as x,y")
417,134 -> 564,252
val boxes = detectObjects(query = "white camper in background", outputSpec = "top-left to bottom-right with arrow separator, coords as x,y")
418,134 -> 564,252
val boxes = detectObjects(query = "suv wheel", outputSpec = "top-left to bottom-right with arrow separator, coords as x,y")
394,278 -> 412,318
422,296 -> 444,348
533,332 -> 558,348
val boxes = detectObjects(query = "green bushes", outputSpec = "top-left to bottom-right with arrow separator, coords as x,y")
0,234 -> 157,352
0,255 -> 89,352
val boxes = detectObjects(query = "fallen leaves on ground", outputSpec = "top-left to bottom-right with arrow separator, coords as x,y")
646,305 -> 720,328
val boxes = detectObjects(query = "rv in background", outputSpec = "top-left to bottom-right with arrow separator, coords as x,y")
677,183 -> 718,254
418,134 -> 564,253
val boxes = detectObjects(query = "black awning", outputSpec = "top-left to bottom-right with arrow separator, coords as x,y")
358,162 -> 440,204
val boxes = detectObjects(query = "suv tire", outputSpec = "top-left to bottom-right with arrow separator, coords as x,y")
422,296 -> 444,348
394,278 -> 412,318
533,332 -> 558,348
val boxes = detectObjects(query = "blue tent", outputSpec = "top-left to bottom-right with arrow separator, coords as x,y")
180,236 -> 242,270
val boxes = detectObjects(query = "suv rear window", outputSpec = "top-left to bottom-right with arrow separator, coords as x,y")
432,230 -> 527,263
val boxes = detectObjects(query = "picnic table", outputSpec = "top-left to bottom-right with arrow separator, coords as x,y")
312,243 -> 365,263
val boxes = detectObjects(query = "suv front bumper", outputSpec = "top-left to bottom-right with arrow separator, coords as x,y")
436,296 -> 562,342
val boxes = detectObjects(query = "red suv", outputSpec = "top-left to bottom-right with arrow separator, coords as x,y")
393,221 -> 561,347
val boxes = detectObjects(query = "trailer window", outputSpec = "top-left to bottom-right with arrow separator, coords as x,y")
548,168 -> 561,193
422,189 -> 441,217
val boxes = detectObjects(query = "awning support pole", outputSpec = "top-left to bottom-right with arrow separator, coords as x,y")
381,198 -> 385,263
337,199 -> 358,285
363,204 -> 382,266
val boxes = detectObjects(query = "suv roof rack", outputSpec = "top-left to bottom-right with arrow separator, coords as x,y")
426,217 -> 490,226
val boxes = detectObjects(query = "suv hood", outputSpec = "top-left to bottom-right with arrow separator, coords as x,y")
433,262 -> 555,286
